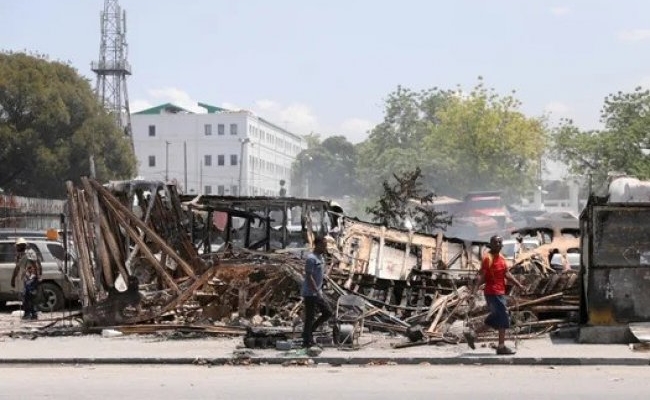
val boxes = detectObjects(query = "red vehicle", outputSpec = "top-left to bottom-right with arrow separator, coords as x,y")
462,191 -> 512,232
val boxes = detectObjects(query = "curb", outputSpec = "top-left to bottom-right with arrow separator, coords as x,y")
0,356 -> 647,366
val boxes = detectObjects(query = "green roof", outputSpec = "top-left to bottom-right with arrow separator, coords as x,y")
133,103 -> 193,115
198,102 -> 229,113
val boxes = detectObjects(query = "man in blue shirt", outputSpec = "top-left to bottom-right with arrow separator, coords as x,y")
301,235 -> 332,348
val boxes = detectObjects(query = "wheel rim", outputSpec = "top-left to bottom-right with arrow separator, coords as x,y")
40,288 -> 57,311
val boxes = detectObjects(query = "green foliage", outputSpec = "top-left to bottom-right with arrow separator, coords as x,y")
425,81 -> 547,199
366,168 -> 451,232
291,135 -> 358,198
551,87 -> 650,187
0,52 -> 136,198
357,79 -> 547,201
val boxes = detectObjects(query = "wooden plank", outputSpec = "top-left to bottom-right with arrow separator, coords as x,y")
101,197 -> 181,294
79,186 -> 105,298
90,179 -> 199,279
81,177 -> 113,288
65,182 -> 94,304
421,246 -> 433,271
100,212 -> 130,281
165,267 -> 216,321
114,324 -> 246,335
427,295 -> 449,333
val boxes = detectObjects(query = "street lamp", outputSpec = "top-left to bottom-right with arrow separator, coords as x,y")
165,141 -> 171,182
304,154 -> 313,197
238,138 -> 251,196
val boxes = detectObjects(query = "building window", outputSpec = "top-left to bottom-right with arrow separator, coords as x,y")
204,185 -> 212,195
148,155 -> 156,167
231,185 -> 238,196
217,185 -> 225,195
218,124 -> 225,135
148,125 -> 156,137
230,154 -> 238,166
217,155 -> 225,166
230,123 -> 238,135
204,155 -> 212,166
204,124 -> 212,136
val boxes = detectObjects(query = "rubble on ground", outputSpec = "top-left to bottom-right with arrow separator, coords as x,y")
37,178 -> 579,348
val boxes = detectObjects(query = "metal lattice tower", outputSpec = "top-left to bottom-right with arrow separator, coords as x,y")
91,0 -> 133,146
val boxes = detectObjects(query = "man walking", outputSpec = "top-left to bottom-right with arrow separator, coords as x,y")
466,235 -> 525,355
301,235 -> 332,348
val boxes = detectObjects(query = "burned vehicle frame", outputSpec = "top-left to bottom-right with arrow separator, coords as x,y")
179,195 -> 342,253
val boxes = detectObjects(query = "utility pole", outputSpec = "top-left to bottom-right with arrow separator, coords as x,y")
238,138 -> 251,196
165,141 -> 170,182
183,141 -> 187,193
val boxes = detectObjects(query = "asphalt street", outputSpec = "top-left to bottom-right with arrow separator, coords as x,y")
1,365 -> 649,400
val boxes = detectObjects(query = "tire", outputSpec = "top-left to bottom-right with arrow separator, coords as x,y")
38,282 -> 65,312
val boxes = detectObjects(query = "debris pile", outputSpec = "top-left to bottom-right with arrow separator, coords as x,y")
63,178 -> 579,347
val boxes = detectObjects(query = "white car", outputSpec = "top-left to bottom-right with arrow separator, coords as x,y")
550,251 -> 581,271
502,238 -> 541,262
0,239 -> 79,311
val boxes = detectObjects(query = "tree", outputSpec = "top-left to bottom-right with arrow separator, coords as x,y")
291,135 -> 359,198
366,168 -> 451,233
357,79 -> 547,202
356,86 -> 454,198
552,87 -> 650,186
424,80 -> 547,200
0,52 -> 136,198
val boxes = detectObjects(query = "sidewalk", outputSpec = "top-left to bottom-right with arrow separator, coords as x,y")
1,332 -> 648,366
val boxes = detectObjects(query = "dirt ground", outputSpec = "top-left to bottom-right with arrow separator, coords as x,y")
0,301 -> 83,336
0,302 -> 414,351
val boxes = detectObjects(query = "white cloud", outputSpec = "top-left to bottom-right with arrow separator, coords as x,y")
251,101 -> 375,143
618,29 -> 650,42
220,101 -> 242,111
130,99 -> 154,113
131,89 -> 376,143
339,117 -> 374,143
147,87 -> 203,113
254,99 -> 278,111
550,6 -> 570,16
279,104 -> 319,132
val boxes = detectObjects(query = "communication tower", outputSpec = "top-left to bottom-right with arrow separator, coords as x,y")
91,0 -> 133,146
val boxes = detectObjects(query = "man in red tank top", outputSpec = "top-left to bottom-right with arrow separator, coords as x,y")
465,235 -> 525,355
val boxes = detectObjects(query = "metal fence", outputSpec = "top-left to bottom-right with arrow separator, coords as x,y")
0,194 -> 65,230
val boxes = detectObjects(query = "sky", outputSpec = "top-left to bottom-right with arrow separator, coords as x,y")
2,1 -> 650,160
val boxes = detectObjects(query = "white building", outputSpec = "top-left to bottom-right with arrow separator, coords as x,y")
131,102 -> 306,196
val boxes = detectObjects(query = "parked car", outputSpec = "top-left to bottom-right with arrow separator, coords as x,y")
502,238 -> 541,263
550,249 -> 581,271
0,239 -> 78,311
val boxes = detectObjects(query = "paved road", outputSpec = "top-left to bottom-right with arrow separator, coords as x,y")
2,365 -> 648,400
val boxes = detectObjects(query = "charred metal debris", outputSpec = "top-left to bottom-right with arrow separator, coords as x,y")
60,179 -> 579,347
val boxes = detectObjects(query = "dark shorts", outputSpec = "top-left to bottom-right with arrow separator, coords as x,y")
484,295 -> 510,329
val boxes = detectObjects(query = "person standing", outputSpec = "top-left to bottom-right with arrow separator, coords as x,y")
301,235 -> 332,348
11,238 -> 42,319
465,235 -> 525,355
22,264 -> 39,320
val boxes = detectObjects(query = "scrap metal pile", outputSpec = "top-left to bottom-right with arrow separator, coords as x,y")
64,178 -> 579,346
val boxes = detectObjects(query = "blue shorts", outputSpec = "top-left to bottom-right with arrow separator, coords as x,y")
484,295 -> 510,329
